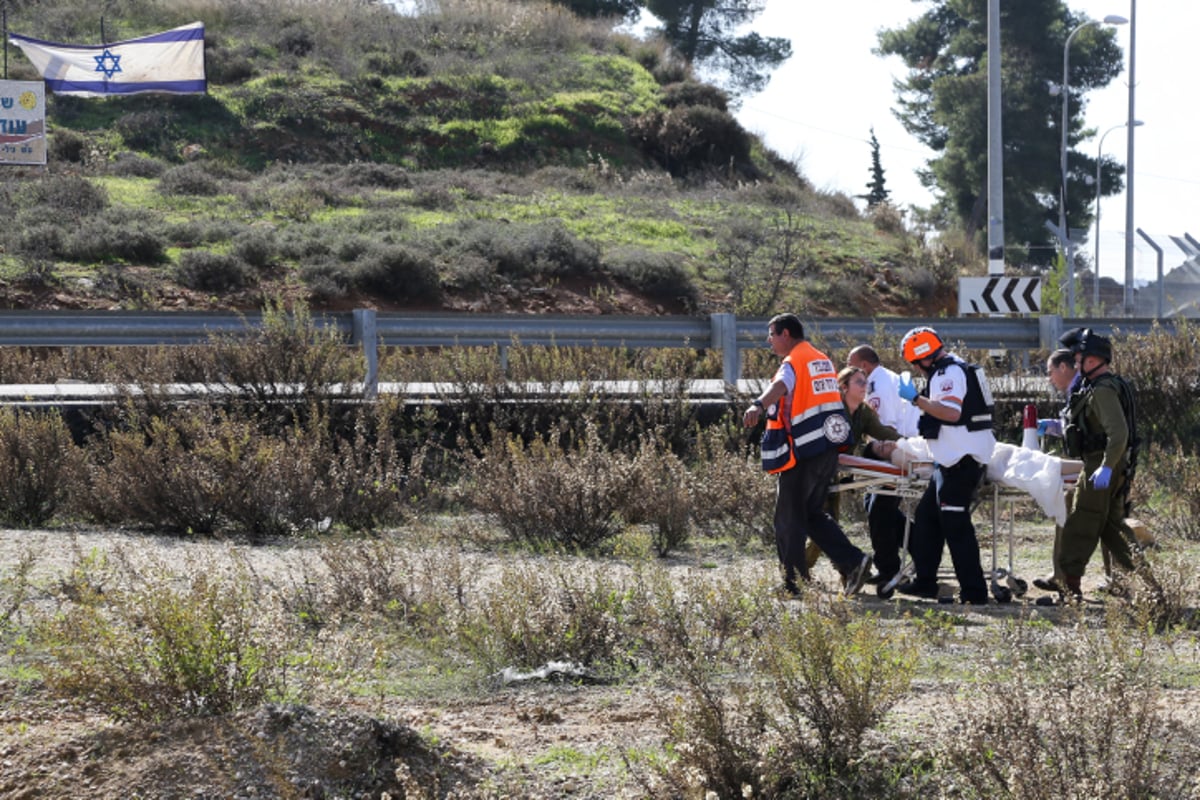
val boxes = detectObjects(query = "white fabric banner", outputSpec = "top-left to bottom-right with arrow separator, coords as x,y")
9,22 -> 206,97
0,80 -> 46,164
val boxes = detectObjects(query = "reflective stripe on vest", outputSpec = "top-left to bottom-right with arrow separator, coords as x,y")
761,342 -> 851,472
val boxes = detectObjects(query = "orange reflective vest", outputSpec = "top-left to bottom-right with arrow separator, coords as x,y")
760,341 -> 853,473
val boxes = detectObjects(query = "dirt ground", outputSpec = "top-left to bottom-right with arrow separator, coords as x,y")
0,519 -> 1189,799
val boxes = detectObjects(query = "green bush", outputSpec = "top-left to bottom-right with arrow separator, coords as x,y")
661,80 -> 729,111
107,152 -> 168,178
25,174 -> 108,218
174,250 -> 256,292
629,105 -> 752,177
440,219 -> 601,281
63,213 -> 168,265
48,128 -> 88,163
158,162 -> 227,196
605,246 -> 697,307
299,258 -> 351,303
232,227 -> 279,270
350,243 -> 441,303
116,109 -> 179,157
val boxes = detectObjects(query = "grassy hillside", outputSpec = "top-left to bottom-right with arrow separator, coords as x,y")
0,0 -> 971,317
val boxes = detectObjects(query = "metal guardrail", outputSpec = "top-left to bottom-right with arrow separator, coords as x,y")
0,310 -> 1174,394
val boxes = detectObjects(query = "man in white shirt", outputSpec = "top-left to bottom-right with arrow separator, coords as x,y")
848,344 -> 919,437
895,327 -> 997,604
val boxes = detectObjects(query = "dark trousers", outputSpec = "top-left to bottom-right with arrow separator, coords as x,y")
866,492 -> 909,579
775,449 -> 865,588
911,457 -> 987,602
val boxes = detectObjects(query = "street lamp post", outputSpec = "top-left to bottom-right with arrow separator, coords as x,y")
1059,14 -> 1127,317
1093,119 -> 1143,311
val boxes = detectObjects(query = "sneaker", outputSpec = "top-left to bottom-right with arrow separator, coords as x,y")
896,579 -> 938,599
1096,577 -> 1131,599
938,594 -> 988,606
842,555 -> 871,596
1034,591 -> 1083,607
1032,575 -> 1061,593
778,580 -> 802,599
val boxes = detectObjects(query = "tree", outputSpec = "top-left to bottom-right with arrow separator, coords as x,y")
876,0 -> 1125,265
645,0 -> 792,97
863,127 -> 890,208
546,0 -> 642,21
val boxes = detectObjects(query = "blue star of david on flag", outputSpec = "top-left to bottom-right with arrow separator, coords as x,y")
93,49 -> 122,79
8,22 -> 205,96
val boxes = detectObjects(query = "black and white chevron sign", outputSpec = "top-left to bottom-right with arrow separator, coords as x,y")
957,277 -> 1040,315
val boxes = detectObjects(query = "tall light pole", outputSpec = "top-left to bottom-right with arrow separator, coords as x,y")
1093,120 -> 1143,311
1123,0 -> 1138,316
1059,14 -> 1127,317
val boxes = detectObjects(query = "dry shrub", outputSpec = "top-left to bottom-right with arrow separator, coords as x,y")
1117,321 -> 1200,449
462,425 -> 633,550
0,548 -> 37,627
325,400 -> 434,532
79,408 -> 336,538
311,537 -> 428,624
35,549 -> 300,722
759,598 -> 918,774
1138,442 -> 1200,542
183,299 -> 360,417
869,201 -> 906,235
0,408 -> 84,527
217,417 -> 335,539
622,435 -> 692,555
640,579 -> 917,798
455,561 -> 633,674
80,408 -> 249,534
689,426 -> 775,546
942,611 -> 1200,799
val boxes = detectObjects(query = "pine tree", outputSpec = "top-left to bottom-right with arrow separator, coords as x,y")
864,127 -> 889,208
877,0 -> 1124,264
645,0 -> 792,96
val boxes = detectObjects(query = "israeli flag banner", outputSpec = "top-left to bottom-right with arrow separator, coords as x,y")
8,22 -> 206,97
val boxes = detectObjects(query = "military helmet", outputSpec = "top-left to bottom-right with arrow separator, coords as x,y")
1058,326 -> 1089,353
1078,330 -> 1113,362
901,327 -> 943,363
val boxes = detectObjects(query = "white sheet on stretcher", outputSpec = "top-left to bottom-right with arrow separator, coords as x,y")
892,438 -> 1069,526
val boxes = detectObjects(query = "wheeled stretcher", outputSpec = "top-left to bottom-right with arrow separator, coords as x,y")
834,443 -> 1082,601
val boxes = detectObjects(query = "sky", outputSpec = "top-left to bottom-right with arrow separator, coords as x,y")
730,0 -> 1199,288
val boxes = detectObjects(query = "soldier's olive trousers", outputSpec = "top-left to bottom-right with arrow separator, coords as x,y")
1057,457 -> 1136,579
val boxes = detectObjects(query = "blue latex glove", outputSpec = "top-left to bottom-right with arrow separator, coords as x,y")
1037,418 -> 1062,437
897,375 -> 918,402
1091,465 -> 1112,489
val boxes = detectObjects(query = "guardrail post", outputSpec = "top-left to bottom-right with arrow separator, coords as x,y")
352,308 -> 379,398
1038,314 -> 1063,353
710,312 -> 739,388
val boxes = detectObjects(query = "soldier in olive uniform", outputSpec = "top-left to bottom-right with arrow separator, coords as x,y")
1055,329 -> 1142,602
